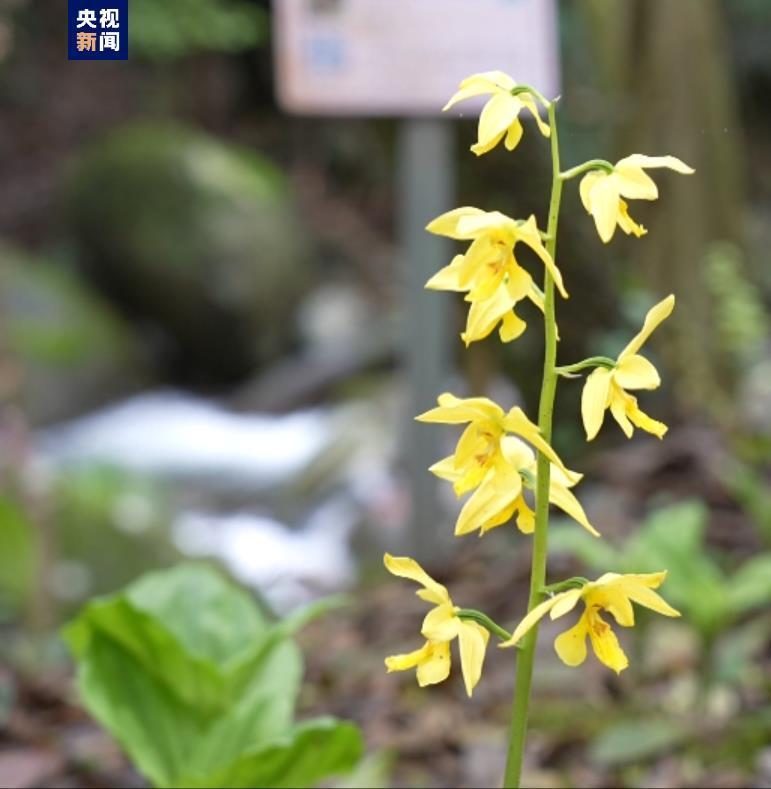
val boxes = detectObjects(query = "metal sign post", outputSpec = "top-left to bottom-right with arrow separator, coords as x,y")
397,119 -> 454,561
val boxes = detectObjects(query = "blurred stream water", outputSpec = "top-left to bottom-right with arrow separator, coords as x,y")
34,390 -> 405,613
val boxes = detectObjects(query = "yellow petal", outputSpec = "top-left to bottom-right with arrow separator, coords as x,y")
609,388 -> 634,438
425,255 -> 465,291
614,354 -> 661,390
500,590 -> 577,648
527,282 -> 545,313
618,294 -> 675,360
626,396 -> 668,438
504,120 -> 524,151
474,93 -> 523,154
498,309 -> 528,343
442,71 -> 516,111
616,153 -> 694,175
385,641 -> 432,672
455,209 -> 517,239
428,455 -> 461,484
581,367 -> 612,440
478,497 -> 520,535
455,235 -> 495,290
593,570 -> 678,621
383,554 -> 450,606
506,259 -> 535,301
517,216 -> 568,299
415,641 -> 452,686
425,207 -> 486,239
455,465 -> 522,536
587,584 -> 635,627
611,164 -> 658,200
519,93 -> 551,137
587,610 -> 629,673
515,497 -> 535,534
587,174 -> 621,243
422,602 -> 461,641
500,435 -> 535,469
550,588 -> 584,619
458,621 -> 489,697
549,461 -> 583,489
549,481 -> 600,537
616,199 -> 647,238
471,128 -> 507,157
623,581 -> 681,618
502,407 -> 577,481
554,613 -> 589,666
453,423 -> 486,467
416,393 -> 504,425
579,171 -> 603,214
462,283 -> 517,346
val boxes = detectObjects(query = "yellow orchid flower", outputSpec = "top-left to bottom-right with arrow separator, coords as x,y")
426,207 -> 566,346
501,572 -> 680,673
430,435 -> 597,538
416,394 -> 592,536
383,553 -> 489,696
579,155 -> 694,243
443,70 -> 550,156
582,295 -> 674,441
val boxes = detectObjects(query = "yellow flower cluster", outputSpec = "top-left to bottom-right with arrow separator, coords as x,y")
385,70 -> 692,698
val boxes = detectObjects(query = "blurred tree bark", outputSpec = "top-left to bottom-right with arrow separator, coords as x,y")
583,0 -> 746,419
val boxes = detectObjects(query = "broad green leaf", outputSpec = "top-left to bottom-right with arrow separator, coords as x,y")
625,501 -> 728,635
64,564 -> 361,788
65,597 -> 230,717
185,718 -> 364,789
726,553 -> 771,614
66,606 -> 302,787
184,638 -> 303,778
65,565 -> 279,715
72,626 -> 207,787
125,563 -> 269,663
589,719 -> 690,767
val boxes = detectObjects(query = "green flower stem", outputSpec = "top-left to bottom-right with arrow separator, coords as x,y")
560,158 -> 614,180
555,356 -> 616,376
457,609 -> 513,642
503,100 -> 563,789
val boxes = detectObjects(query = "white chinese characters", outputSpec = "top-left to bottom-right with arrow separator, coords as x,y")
76,9 -> 97,28
100,31 -> 120,52
100,9 -> 120,28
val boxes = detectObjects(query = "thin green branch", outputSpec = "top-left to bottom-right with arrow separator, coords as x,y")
457,609 -> 513,642
555,356 -> 616,376
541,577 -> 590,595
560,158 -> 614,180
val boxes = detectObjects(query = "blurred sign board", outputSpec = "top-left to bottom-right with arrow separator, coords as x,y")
274,0 -> 560,115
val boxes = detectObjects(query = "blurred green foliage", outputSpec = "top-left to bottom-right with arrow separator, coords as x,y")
65,122 -> 309,381
0,496 -> 34,623
704,242 -> 769,368
131,0 -> 267,60
63,564 -> 363,788
550,500 -> 771,641
53,467 -> 175,604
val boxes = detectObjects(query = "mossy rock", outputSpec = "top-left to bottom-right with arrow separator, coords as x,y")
64,123 -> 310,383
1,245 -> 146,424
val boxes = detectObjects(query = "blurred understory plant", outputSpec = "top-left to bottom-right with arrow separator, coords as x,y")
63,564 -> 363,788
131,0 -> 267,59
